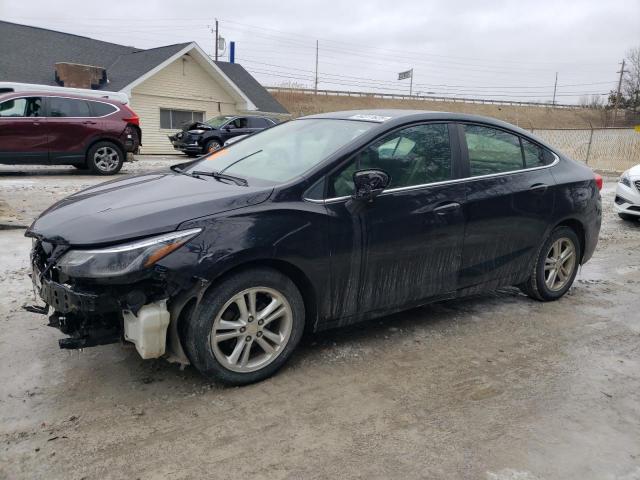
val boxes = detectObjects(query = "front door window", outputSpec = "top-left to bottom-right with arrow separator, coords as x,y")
330,123 -> 452,197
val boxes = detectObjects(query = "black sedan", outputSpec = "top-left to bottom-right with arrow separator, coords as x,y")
26,110 -> 602,385
168,115 -> 277,156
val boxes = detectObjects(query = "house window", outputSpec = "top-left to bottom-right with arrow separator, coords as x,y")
160,108 -> 205,129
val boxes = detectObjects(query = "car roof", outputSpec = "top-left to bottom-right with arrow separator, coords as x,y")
0,91 -> 123,105
299,109 -> 558,154
301,109 -> 512,126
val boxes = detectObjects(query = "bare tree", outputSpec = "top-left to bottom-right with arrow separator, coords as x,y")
579,94 -> 604,109
623,46 -> 640,112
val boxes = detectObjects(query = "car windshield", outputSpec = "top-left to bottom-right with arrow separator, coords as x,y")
188,119 -> 375,183
205,116 -> 234,127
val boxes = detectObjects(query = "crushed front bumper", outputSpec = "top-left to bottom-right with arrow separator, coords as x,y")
614,181 -> 640,217
29,257 -> 170,354
168,133 -> 202,154
39,275 -> 119,314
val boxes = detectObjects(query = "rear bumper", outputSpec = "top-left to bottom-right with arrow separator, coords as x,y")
122,125 -> 141,153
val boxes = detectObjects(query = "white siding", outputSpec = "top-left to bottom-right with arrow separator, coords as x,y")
130,55 -> 238,154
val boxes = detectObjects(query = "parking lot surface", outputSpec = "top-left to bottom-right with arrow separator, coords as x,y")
0,159 -> 639,479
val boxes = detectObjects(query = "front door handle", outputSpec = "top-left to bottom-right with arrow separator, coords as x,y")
32,121 -> 41,126
529,183 -> 548,194
433,202 -> 461,215
82,120 -> 97,125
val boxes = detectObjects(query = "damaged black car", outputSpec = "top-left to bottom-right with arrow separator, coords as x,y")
168,114 -> 277,156
26,110 -> 602,385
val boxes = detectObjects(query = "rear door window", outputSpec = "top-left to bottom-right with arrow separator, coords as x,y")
89,101 -> 117,117
247,117 -> 270,128
49,97 -> 91,117
463,124 -> 524,176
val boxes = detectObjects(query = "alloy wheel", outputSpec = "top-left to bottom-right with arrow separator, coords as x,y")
210,287 -> 293,373
207,142 -> 221,153
93,146 -> 120,172
544,237 -> 576,291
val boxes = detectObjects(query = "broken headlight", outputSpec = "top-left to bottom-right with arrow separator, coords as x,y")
56,228 -> 202,278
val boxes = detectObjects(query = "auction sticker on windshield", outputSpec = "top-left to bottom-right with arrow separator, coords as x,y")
348,114 -> 392,122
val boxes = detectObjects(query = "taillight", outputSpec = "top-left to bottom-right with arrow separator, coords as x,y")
594,172 -> 603,191
121,104 -> 140,126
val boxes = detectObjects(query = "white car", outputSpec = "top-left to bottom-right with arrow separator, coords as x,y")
615,164 -> 640,221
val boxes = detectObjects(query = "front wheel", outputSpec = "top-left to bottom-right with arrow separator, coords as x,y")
183,268 -> 305,385
204,139 -> 222,154
519,226 -> 581,301
86,141 -> 124,175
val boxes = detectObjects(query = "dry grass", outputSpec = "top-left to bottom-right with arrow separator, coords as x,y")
272,90 -> 633,129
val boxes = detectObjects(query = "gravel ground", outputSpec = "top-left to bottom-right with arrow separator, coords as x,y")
0,159 -> 639,480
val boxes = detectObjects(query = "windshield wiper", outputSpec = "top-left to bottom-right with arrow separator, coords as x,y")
191,170 -> 248,186
219,149 -> 263,173
170,165 -> 191,175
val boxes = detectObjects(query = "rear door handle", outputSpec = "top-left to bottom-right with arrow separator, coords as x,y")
529,183 -> 548,194
433,202 -> 461,215
82,120 -> 97,125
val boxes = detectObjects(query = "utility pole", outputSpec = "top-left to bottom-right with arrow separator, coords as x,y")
613,59 -> 626,126
552,72 -> 558,106
314,40 -> 319,95
214,19 -> 219,61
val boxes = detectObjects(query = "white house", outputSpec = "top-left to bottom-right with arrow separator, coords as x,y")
0,21 -> 289,154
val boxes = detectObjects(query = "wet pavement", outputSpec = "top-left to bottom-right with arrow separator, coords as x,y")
0,162 -> 638,479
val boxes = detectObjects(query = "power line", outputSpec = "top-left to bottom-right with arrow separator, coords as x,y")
216,18 -> 609,68
246,66 -> 608,98
237,57 -> 615,91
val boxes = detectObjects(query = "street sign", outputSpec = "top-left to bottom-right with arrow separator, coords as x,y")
398,70 -> 412,80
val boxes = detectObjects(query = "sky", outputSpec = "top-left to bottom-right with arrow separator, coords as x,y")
1,0 -> 639,103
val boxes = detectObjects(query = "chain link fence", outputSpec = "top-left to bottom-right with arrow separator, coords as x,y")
530,127 -> 640,172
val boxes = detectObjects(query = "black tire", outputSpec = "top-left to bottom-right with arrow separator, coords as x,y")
618,213 -> 638,222
86,141 -> 124,175
204,138 -> 222,154
183,267 -> 305,385
519,226 -> 581,302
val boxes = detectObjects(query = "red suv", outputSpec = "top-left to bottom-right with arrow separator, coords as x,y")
0,92 -> 141,175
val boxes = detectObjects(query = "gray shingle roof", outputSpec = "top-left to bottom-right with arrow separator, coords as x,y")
0,21 -> 287,113
214,61 -> 288,114
105,43 -> 192,90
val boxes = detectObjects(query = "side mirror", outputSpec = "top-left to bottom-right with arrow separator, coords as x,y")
352,169 -> 390,202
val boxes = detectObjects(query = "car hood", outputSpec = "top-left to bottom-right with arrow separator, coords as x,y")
182,121 -> 215,132
627,164 -> 640,178
26,171 -> 273,246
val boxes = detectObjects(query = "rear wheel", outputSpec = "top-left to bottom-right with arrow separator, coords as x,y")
183,268 -> 305,385
519,226 -> 581,301
87,141 -> 124,175
618,213 -> 638,222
